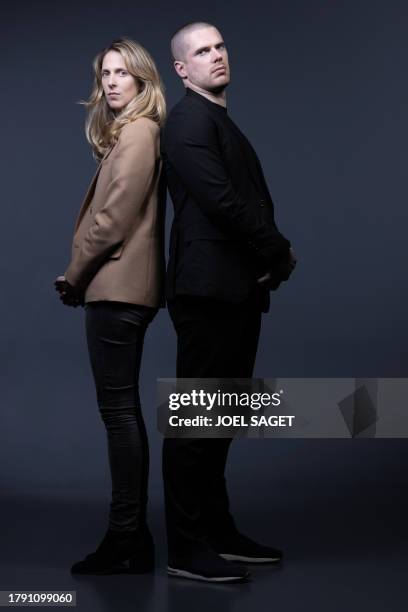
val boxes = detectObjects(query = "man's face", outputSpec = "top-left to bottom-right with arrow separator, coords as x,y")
101,50 -> 139,111
175,26 -> 230,92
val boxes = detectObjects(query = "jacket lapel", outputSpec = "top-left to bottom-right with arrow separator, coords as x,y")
229,121 -> 270,202
73,163 -> 102,231
73,144 -> 115,231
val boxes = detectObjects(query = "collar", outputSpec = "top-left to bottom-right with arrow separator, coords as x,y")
185,87 -> 228,114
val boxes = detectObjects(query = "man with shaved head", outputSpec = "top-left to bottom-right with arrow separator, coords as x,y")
170,21 -> 214,61
162,22 -> 296,583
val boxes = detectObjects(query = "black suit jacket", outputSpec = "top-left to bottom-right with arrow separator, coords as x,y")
162,88 -> 291,311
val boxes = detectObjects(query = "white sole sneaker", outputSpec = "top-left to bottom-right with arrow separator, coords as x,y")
167,565 -> 249,583
220,553 -> 281,563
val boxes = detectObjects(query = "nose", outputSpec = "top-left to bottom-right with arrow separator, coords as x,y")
108,73 -> 117,88
212,47 -> 223,62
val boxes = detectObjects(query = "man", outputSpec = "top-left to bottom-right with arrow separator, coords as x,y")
162,21 -> 296,583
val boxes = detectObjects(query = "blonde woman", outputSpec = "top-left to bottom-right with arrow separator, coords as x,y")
54,39 -> 166,575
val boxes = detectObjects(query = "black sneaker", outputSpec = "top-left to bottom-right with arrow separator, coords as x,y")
167,547 -> 250,583
211,532 -> 282,564
70,526 -> 155,575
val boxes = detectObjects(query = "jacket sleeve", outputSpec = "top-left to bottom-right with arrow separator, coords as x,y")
163,104 -> 290,267
65,119 -> 158,289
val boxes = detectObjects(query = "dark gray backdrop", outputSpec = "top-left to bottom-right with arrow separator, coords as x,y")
1,1 -> 407,609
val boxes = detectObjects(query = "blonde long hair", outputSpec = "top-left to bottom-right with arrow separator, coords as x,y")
82,38 -> 166,160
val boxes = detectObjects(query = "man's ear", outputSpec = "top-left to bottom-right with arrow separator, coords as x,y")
174,60 -> 187,79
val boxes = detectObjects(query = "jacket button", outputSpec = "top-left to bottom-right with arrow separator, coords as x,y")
260,199 -> 265,207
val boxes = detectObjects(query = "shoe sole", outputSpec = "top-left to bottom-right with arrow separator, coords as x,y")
220,554 -> 281,563
167,566 -> 249,583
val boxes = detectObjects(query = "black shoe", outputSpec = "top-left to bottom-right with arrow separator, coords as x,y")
167,547 -> 250,583
70,525 -> 155,575
210,532 -> 282,564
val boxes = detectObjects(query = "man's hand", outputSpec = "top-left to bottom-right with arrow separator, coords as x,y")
257,248 -> 298,290
54,275 -> 84,307
289,247 -> 297,265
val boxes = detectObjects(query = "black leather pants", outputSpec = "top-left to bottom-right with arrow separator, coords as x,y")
85,301 -> 157,533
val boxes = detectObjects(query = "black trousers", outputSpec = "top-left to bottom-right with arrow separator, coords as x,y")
85,301 -> 157,533
163,293 -> 262,556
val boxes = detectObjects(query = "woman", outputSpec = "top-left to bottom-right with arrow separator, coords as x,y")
54,38 -> 166,575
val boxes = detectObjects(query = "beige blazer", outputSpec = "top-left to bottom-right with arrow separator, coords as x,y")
64,117 -> 165,307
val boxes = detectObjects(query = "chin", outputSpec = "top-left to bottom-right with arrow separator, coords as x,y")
209,79 -> 229,93
213,74 -> 230,85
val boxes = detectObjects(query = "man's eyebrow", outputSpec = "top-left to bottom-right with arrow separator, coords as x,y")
194,41 -> 225,55
194,45 -> 210,55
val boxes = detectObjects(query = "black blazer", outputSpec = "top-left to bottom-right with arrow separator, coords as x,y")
162,88 -> 291,309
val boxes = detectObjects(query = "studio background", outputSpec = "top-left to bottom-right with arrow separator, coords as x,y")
1,1 -> 407,610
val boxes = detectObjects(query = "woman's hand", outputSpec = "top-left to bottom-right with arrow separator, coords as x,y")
54,275 -> 84,307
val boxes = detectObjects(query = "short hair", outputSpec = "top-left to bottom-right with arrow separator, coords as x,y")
170,21 -> 218,61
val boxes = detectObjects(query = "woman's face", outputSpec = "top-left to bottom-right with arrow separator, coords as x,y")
101,50 -> 139,111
